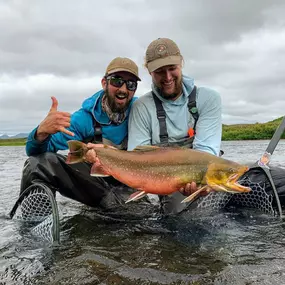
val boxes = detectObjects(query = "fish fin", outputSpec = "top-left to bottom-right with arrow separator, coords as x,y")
103,144 -> 117,150
66,140 -> 87,164
181,185 -> 209,203
125,191 -> 146,203
90,173 -> 110,177
92,144 -> 117,150
211,183 -> 251,193
90,161 -> 110,177
210,184 -> 228,192
133,145 -> 160,152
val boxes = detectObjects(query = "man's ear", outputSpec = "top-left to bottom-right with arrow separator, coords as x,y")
101,77 -> 107,90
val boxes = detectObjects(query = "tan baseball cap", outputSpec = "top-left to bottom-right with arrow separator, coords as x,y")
105,57 -> 141,81
145,38 -> 182,72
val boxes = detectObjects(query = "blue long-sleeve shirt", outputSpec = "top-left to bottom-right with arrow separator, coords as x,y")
26,90 -> 136,156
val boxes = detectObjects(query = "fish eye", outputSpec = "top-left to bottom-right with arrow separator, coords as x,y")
228,168 -> 235,173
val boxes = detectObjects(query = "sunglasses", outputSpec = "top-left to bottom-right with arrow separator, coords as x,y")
106,75 -> 138,91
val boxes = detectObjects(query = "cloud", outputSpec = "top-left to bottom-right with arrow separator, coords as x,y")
1,0 -> 285,134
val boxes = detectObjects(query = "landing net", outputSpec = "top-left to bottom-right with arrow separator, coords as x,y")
196,176 -> 275,215
9,183 -> 60,243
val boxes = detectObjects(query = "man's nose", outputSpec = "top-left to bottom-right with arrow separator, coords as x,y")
165,70 -> 172,81
118,82 -> 128,92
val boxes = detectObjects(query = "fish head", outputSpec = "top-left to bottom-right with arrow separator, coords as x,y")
206,163 -> 251,193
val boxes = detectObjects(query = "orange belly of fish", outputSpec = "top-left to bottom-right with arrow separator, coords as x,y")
110,170 -> 181,195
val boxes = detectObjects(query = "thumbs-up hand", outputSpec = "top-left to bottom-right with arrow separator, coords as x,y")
36,96 -> 75,142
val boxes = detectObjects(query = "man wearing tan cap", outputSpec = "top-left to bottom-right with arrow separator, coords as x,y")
128,38 -> 222,214
18,57 -> 143,210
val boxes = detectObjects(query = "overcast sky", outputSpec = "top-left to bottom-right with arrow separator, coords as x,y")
1,0 -> 285,135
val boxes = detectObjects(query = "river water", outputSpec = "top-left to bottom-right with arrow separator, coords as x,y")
1,140 -> 285,285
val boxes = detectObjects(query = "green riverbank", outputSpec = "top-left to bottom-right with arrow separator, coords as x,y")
222,117 -> 285,140
0,138 -> 27,146
1,117 -> 284,146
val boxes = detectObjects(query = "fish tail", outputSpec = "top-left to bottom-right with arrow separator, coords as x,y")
66,140 -> 87,164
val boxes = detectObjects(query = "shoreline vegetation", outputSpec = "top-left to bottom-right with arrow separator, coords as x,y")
222,117 -> 285,141
0,138 -> 27,146
1,117 -> 284,146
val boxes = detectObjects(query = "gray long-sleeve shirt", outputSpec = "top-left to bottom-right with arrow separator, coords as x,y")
127,75 -> 222,156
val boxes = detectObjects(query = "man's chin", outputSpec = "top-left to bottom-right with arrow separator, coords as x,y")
159,85 -> 182,100
160,92 -> 179,100
113,103 -> 128,113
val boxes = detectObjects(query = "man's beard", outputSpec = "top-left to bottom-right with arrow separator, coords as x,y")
105,88 -> 129,113
156,78 -> 183,100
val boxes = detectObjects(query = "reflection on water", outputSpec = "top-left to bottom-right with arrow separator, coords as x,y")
0,141 -> 285,284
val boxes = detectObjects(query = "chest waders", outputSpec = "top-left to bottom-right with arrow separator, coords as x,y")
152,86 -> 199,148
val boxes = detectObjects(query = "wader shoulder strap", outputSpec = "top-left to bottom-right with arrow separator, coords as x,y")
187,86 -> 199,133
82,116 -> 103,144
152,92 -> 169,144
94,119 -> 103,143
92,117 -> 127,149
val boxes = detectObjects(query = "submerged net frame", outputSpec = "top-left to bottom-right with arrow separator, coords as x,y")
9,183 -> 60,243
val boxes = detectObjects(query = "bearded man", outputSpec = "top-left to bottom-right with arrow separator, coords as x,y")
20,57 -> 141,207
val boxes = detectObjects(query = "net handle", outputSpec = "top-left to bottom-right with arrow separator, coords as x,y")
266,116 -> 285,155
250,115 -> 285,218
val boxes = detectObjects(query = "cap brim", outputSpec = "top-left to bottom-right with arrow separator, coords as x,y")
107,68 -> 141,81
147,56 -> 182,73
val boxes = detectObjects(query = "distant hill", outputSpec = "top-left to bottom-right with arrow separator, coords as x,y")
222,116 -> 285,140
0,133 -> 28,140
0,134 -> 10,139
12,133 -> 29,139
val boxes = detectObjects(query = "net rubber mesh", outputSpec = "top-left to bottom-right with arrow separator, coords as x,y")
15,188 -> 53,222
196,176 -> 275,215
13,185 -> 60,243
30,215 -> 54,243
